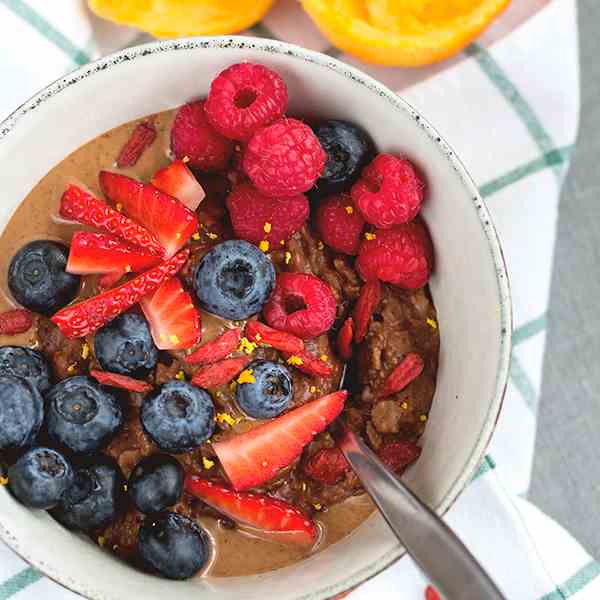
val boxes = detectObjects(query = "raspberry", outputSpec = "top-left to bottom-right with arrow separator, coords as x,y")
336,317 -> 354,361
171,101 -> 234,172
205,63 -> 288,141
315,194 -> 365,255
356,222 -> 433,289
352,154 -> 424,229
304,447 -> 350,485
377,441 -> 421,473
243,118 -> 326,198
263,272 -> 336,339
382,353 -> 424,397
353,280 -> 382,343
226,183 -> 309,246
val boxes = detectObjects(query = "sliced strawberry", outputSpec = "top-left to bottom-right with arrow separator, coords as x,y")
214,390 -> 346,490
90,370 -> 152,393
51,250 -> 188,339
140,277 -> 200,350
185,328 -> 241,365
185,477 -> 317,547
151,160 -> 206,211
67,232 -> 161,276
60,185 -> 163,256
245,320 -> 304,354
191,357 -> 251,389
99,171 -> 198,257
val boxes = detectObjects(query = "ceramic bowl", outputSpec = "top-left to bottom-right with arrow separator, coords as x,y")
0,36 -> 511,600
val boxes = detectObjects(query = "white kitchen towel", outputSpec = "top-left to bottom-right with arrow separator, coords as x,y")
0,0 -> 589,598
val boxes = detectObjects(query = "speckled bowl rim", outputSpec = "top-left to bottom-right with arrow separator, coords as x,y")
0,35 -> 512,600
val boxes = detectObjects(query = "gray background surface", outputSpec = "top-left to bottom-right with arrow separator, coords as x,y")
529,0 -> 600,558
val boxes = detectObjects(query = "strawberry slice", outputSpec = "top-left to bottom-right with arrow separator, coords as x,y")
151,160 -> 206,211
185,327 -> 241,365
214,390 -> 346,490
51,250 -> 188,339
140,277 -> 200,350
90,370 -> 152,393
185,477 -> 317,547
99,171 -> 198,257
60,185 -> 163,256
66,232 -> 162,276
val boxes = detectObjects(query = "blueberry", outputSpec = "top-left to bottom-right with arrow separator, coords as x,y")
52,455 -> 126,531
310,120 -> 374,198
138,512 -> 210,580
8,241 -> 80,316
193,240 -> 275,320
0,346 -> 52,394
128,454 -> 184,514
95,313 -> 158,377
0,375 -> 44,450
8,447 -> 73,509
236,360 -> 293,419
46,376 -> 123,454
140,382 -> 214,453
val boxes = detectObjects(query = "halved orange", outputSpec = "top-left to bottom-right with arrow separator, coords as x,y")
88,0 -> 277,38
300,0 -> 511,67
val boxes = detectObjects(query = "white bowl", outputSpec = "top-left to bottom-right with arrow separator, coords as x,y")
0,37 -> 511,600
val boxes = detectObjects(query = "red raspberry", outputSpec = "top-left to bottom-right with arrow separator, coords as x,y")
304,447 -> 350,485
226,183 -> 309,246
351,154 -> 424,229
171,101 -> 233,172
377,441 -> 421,473
205,63 -> 288,141
356,223 -> 433,289
315,194 -> 365,255
243,118 -> 326,198
263,272 -> 336,339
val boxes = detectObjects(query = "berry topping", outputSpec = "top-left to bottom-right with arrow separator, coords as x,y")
140,381 -> 215,453
46,376 -> 124,454
0,376 -> 44,450
245,320 -> 304,355
304,447 -> 350,485
377,440 -> 421,474
193,240 -> 275,321
128,454 -> 184,514
382,353 -> 425,398
51,249 -> 188,339
226,183 -> 309,246
191,356 -> 251,389
8,241 -> 80,316
426,586 -> 442,600
170,100 -> 233,172
311,119 -> 374,198
53,456 -> 126,531
94,312 -> 158,377
0,346 -> 51,393
140,277 -> 201,350
351,154 -> 424,229
90,370 -> 153,394
236,360 -> 293,419
314,194 -> 365,255
243,118 -> 326,198
66,232 -> 161,277
0,309 -> 33,335
283,349 -> 333,378
59,185 -> 163,256
185,477 -> 317,547
8,447 -> 73,509
116,119 -> 157,168
205,62 -> 288,141
356,222 -> 433,289
99,171 -> 198,258
213,390 -> 346,490
262,272 -> 336,339
353,280 -> 382,343
138,512 -> 210,580
185,327 -> 241,366
151,159 -> 206,211
336,317 -> 354,361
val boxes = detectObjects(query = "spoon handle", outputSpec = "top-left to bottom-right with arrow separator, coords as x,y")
336,426 -> 507,600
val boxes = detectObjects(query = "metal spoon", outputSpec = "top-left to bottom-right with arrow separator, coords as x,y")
334,368 -> 506,600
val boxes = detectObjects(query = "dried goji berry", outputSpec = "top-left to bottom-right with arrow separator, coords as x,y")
425,585 -> 442,600
191,356 -> 251,388
246,320 -> 304,354
116,119 -> 157,167
336,317 -> 354,361
353,280 -> 381,343
381,353 -> 424,397
0,309 -> 33,335
378,440 -> 421,473
284,350 -> 333,378
90,369 -> 152,393
185,328 -> 241,365
304,447 -> 350,485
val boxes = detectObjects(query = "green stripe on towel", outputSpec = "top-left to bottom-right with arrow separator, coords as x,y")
511,355 -> 538,412
513,315 -> 547,347
473,455 -> 496,481
0,567 -> 41,600
540,560 -> 600,600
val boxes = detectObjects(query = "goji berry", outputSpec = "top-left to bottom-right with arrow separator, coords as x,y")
336,317 -> 354,361
284,350 -> 333,378
246,320 -> 304,354
116,119 -> 157,167
353,280 -> 381,343
304,447 -> 350,485
191,356 -> 251,388
378,441 -> 421,473
97,271 -> 123,291
186,328 -> 241,365
425,585 -> 442,600
90,370 -> 152,393
382,353 -> 424,397
0,309 -> 33,335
